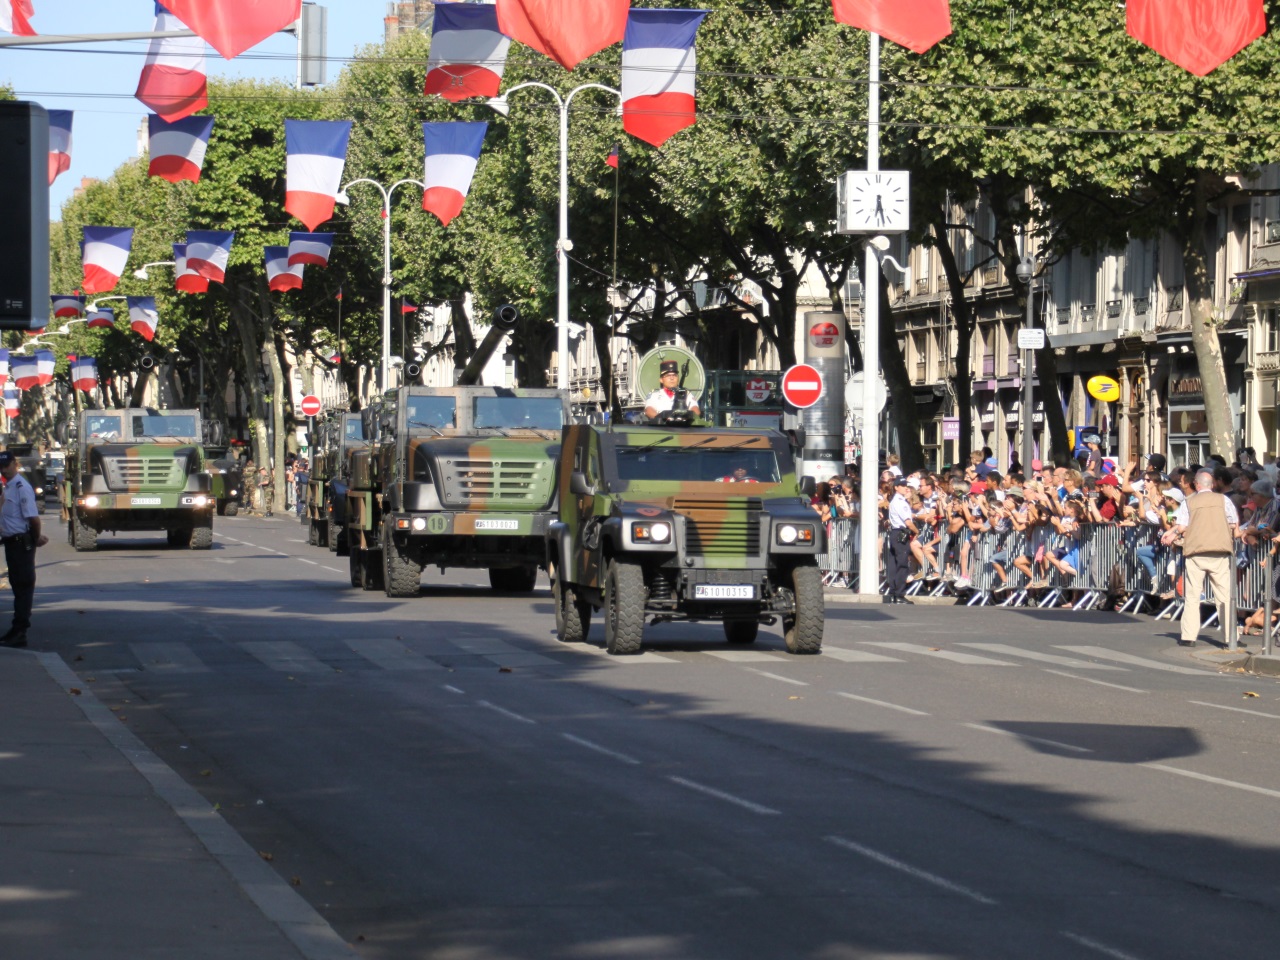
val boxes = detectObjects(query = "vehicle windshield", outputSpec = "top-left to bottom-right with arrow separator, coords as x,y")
614,444 -> 782,483
344,417 -> 364,440
130,415 -> 198,439
85,416 -> 123,439
473,397 -> 564,430
406,396 -> 457,429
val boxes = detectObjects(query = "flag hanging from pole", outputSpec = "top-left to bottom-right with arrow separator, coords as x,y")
0,349 -> 9,387
35,350 -> 54,386
265,246 -> 305,292
147,114 -> 214,183
128,297 -> 160,341
11,355 -> 37,391
422,122 -> 488,226
0,0 -> 35,36
401,301 -> 419,315
51,294 -> 84,319
620,9 -> 708,148
606,143 -> 619,168
86,308 -> 115,329
136,2 -> 209,122
3,386 -> 18,418
48,110 -> 72,184
831,0 -> 952,55
184,230 -> 234,283
328,349 -> 341,365
173,242 -> 209,294
426,3 -> 512,101
1126,0 -> 1266,76
71,356 -> 99,393
82,227 -> 134,295
287,232 -> 334,267
496,0 -> 627,71
158,0 -> 300,61
285,120 -> 353,231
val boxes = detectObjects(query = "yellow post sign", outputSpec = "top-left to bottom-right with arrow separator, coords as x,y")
1086,375 -> 1120,403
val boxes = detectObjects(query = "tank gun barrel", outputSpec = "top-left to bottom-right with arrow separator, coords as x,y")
456,305 -> 519,387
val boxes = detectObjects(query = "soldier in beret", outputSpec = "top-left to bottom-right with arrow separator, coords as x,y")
644,359 -> 701,419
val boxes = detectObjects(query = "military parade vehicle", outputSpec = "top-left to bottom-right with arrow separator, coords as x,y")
303,408 -> 364,553
547,346 -> 824,655
344,306 -> 570,597
203,445 -> 244,517
63,408 -> 215,550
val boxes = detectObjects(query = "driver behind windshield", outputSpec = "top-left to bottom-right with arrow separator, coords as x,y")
644,360 -> 701,419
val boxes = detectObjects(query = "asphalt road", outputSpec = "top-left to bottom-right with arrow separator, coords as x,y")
33,511 -> 1280,960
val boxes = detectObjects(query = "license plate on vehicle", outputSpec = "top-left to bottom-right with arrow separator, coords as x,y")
475,519 -> 519,531
694,584 -> 754,600
131,497 -> 162,505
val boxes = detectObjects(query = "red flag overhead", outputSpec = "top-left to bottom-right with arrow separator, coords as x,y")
831,0 -> 951,55
1126,0 -> 1265,76
161,0 -> 301,61
496,0 -> 628,70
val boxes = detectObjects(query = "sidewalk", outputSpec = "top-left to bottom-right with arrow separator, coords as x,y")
0,648 -> 358,960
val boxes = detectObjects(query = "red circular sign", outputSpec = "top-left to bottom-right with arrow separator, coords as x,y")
781,364 -> 823,409
300,394 -> 322,417
808,321 -> 840,349
745,378 -> 771,404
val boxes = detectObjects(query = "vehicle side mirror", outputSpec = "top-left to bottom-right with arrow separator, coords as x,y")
569,471 -> 594,496
799,475 -> 816,497
786,426 -> 806,450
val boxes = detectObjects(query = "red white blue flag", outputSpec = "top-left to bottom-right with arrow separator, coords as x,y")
71,355 -> 98,393
285,120 -> 352,231
148,114 -> 213,183
128,297 -> 160,341
0,0 -> 35,36
185,230 -> 234,283
606,143 -> 619,168
3,386 -> 18,417
265,246 -> 305,292
426,3 -> 511,102
35,349 -> 53,386
621,9 -> 707,148
496,0 -> 626,71
48,110 -> 72,184
11,355 -> 36,392
0,349 -> 8,387
422,122 -> 488,226
82,227 -> 133,295
831,0 -> 952,55
173,243 -> 208,294
50,294 -> 84,319
328,349 -> 341,365
86,308 -> 115,329
287,232 -> 333,267
1126,0 -> 1266,76
160,0 -> 299,61
136,3 -> 208,122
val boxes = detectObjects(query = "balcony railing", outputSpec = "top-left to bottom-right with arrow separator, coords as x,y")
1105,300 -> 1122,319
1056,307 -> 1072,326
1133,297 -> 1151,316
915,276 -> 930,295
1167,286 -> 1184,312
982,265 -> 1001,286
1256,351 -> 1280,375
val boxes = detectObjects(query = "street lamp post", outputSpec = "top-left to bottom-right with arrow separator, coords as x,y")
1016,256 -> 1036,472
336,178 -> 425,393
487,81 -> 622,391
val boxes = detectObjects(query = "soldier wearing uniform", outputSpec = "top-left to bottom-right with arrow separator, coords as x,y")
0,451 -> 48,647
644,360 -> 701,419
886,475 -> 917,605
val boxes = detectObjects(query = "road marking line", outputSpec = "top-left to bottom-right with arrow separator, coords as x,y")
320,566 -> 343,574
443,685 -> 465,695
297,558 -> 319,566
1057,646 -> 1210,676
561,733 -> 641,765
1061,930 -> 1145,960
668,776 -> 780,815
960,643 -> 1126,671
745,669 -> 808,686
963,722 -> 1093,754
1144,763 -> 1280,799
1042,670 -> 1148,693
1189,700 -> 1280,720
821,646 -> 905,663
825,836 -> 997,905
476,700 -> 536,724
863,642 -> 1017,666
287,538 -> 307,543
836,692 -> 930,716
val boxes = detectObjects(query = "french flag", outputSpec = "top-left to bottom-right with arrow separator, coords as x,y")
831,0 -> 952,55
496,0 -> 627,71
3,386 -> 18,418
265,246 -> 304,292
71,356 -> 99,393
185,230 -> 234,283
86,308 -> 115,329
422,122 -> 488,226
11,355 -> 38,391
425,3 -> 512,102
0,0 -> 35,36
35,349 -> 55,386
51,294 -> 84,319
328,349 -> 341,365
173,242 -> 209,294
285,119 -> 352,231
48,110 -> 73,185
148,114 -> 213,183
620,9 -> 708,148
128,297 -> 160,342
0,349 -> 8,387
136,3 -> 209,122
287,232 -> 333,268
82,227 -> 134,295
157,0 -> 300,62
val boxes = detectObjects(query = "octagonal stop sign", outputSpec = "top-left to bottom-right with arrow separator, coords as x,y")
781,364 -> 823,409
300,394 -> 322,418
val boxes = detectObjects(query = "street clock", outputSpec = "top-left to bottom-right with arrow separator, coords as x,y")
837,170 -> 910,234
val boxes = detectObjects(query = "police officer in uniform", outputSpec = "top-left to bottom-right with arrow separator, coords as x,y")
0,451 -> 48,647
644,360 -> 701,419
886,475 -> 917,604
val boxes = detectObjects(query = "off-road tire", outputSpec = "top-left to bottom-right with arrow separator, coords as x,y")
382,528 -> 422,598
361,549 -> 385,591
488,565 -> 537,593
782,564 -> 824,654
307,519 -> 319,546
216,500 -> 226,516
316,519 -> 329,547
723,620 -> 759,645
72,511 -> 97,552
167,528 -> 192,548
190,523 -> 213,550
330,518 -> 348,556
224,502 -> 239,518
349,549 -> 363,588
603,558 -> 645,655
551,562 -> 590,643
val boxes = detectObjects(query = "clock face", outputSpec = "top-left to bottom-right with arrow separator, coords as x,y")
842,171 -> 910,234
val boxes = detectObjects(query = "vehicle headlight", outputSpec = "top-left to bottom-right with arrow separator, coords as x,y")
83,495 -> 99,508
412,517 -> 427,531
777,524 -> 815,546
35,486 -> 43,495
631,521 -> 672,544
230,488 -> 238,496
194,495 -> 209,507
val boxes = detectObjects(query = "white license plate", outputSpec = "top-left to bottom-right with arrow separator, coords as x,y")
130,497 -> 162,506
475,519 -> 519,531
694,584 -> 754,600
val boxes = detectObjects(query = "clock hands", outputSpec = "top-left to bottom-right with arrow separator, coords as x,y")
874,194 -> 885,225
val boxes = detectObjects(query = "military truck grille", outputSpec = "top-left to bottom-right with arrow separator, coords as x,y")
675,500 -> 762,558
441,458 -> 553,507
104,458 -> 184,489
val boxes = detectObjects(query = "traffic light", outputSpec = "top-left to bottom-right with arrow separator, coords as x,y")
0,102 -> 49,332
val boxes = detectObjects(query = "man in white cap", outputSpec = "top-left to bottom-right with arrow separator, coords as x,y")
0,451 -> 48,647
644,359 -> 701,419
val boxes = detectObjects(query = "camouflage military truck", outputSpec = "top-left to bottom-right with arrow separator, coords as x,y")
547,423 -> 825,655
203,446 -> 244,516
302,409 -> 364,553
63,408 -> 215,551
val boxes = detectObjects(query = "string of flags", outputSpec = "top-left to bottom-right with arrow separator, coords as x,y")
265,247 -> 305,292
48,109 -> 72,185
147,115 -> 214,183
70,355 -> 99,393
136,2 -> 208,122
422,122 -> 488,226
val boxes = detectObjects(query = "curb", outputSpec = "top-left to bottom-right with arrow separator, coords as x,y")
823,591 -> 956,606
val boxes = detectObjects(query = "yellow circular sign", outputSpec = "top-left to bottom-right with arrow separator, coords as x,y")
1087,375 -> 1120,402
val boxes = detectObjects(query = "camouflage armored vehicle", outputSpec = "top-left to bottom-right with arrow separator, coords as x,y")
63,408 -> 215,550
547,422 -> 825,655
343,304 -> 570,596
203,446 -> 244,516
302,408 -> 364,553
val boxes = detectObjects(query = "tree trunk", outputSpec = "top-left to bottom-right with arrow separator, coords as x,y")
257,284 -> 288,509
879,268 -> 924,472
229,295 -> 270,484
932,219 -> 974,466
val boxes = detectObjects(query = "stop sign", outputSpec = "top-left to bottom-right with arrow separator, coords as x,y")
299,394 -> 322,418
781,364 -> 823,409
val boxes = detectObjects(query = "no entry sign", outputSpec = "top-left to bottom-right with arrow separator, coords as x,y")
300,394 -> 322,418
781,364 -> 823,409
